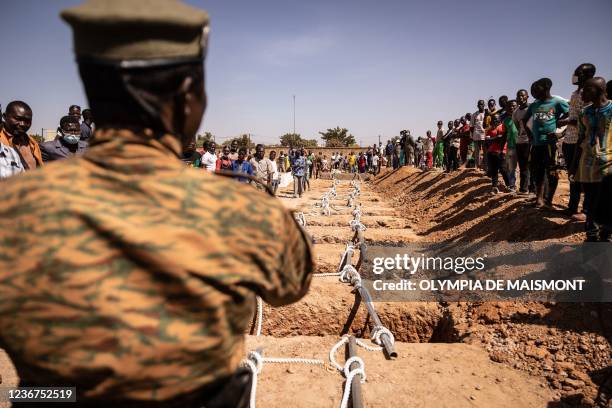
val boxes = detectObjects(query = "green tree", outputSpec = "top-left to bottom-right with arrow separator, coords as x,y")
196,131 -> 214,148
280,133 -> 302,147
303,139 -> 319,148
318,126 -> 356,147
279,133 -> 319,148
223,134 -> 255,149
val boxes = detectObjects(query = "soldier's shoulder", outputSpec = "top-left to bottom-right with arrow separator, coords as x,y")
0,158 -> 79,198
185,168 -> 288,211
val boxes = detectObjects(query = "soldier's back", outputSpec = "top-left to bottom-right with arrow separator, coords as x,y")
0,129 -> 312,402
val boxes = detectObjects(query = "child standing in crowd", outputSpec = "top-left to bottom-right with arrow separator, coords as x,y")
358,152 -> 367,173
460,114 -> 472,166
231,147 -> 253,183
216,145 -> 232,171
434,121 -> 445,168
512,89 -> 533,194
485,115 -> 508,194
503,99 -> 519,193
423,131 -> 434,169
471,101 -> 487,170
348,152 -> 357,172
570,77 -> 612,241
521,78 -> 569,208
445,120 -> 460,172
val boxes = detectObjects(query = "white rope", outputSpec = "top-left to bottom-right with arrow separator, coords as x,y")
355,338 -> 383,352
371,325 -> 395,347
349,219 -> 366,232
351,204 -> 362,220
337,244 -> 355,272
263,356 -> 325,366
255,296 -> 263,336
242,350 -> 326,408
339,264 -> 362,288
242,351 -> 263,408
340,357 -> 367,408
294,212 -> 306,227
329,336 -> 349,371
313,272 -> 342,277
329,337 -> 369,408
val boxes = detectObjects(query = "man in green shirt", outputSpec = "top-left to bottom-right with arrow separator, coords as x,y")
521,78 -> 569,208
503,99 -> 519,193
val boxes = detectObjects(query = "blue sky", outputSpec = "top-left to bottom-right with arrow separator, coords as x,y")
1,0 -> 611,145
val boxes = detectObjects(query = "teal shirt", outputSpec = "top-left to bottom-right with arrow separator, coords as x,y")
503,117 -> 519,148
527,96 -> 569,146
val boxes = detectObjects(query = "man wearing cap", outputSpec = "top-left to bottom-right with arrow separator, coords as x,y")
0,1 -> 313,407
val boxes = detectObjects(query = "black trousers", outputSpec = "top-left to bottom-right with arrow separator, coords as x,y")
516,143 -> 532,193
531,141 -> 559,201
562,142 -> 582,213
446,146 -> 459,172
487,152 -> 507,187
583,176 -> 612,241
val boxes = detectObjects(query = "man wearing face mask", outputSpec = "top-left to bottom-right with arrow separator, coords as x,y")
0,100 -> 43,170
0,1 -> 313,406
40,115 -> 88,162
558,63 -> 596,220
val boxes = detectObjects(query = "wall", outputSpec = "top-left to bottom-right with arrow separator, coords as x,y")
264,146 -> 378,158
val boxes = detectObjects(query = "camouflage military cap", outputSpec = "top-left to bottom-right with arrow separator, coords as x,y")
61,0 -> 209,67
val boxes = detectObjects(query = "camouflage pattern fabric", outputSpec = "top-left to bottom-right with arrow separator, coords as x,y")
0,129 -> 313,402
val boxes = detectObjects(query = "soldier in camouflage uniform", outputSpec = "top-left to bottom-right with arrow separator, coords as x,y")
0,0 -> 313,406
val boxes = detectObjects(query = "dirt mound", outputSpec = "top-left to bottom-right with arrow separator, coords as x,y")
370,168 -> 612,406
372,167 -> 584,242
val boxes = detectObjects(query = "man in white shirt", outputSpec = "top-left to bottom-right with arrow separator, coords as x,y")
269,150 -> 279,194
0,142 -> 25,179
471,99 -> 486,169
201,141 -> 217,172
371,153 -> 379,174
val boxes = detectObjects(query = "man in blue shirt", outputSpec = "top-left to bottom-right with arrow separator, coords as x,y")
231,146 -> 253,183
385,140 -> 393,168
292,149 -> 306,198
521,78 -> 569,208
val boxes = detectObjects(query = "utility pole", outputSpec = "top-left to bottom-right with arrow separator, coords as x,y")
292,94 -> 296,135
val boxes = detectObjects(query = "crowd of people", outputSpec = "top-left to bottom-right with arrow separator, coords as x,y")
0,103 -> 93,177
1,64 -> 610,241
181,143 -> 385,198
380,64 -> 612,242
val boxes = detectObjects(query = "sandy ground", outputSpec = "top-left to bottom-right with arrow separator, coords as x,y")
246,335 -> 554,408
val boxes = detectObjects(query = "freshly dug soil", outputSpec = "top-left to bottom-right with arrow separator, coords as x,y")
259,279 -> 446,343
245,335 -> 555,408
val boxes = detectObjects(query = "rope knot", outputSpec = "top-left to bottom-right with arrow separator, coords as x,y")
343,356 -> 367,383
339,265 -> 361,287
246,350 -> 263,374
371,325 -> 395,347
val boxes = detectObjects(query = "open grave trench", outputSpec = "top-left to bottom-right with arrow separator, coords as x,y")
262,176 -> 454,343
243,175 -> 556,407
